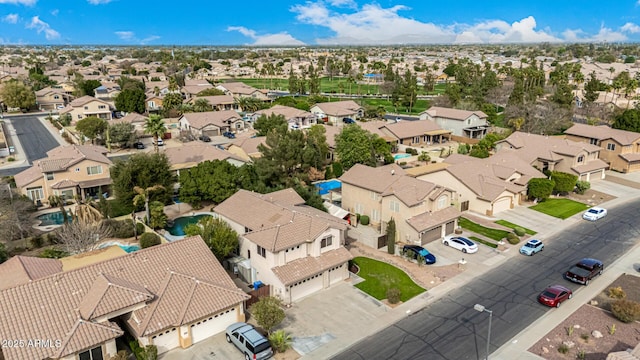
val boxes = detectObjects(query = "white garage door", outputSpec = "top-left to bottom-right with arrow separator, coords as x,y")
191,309 -> 237,344
328,264 -> 347,285
152,328 -> 179,354
290,275 -> 323,302
492,197 -> 511,214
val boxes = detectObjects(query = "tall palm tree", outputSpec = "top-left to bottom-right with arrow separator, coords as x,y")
133,185 -> 165,225
193,98 -> 211,112
144,115 -> 166,153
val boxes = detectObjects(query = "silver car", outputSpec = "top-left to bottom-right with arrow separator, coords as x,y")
226,322 -> 273,360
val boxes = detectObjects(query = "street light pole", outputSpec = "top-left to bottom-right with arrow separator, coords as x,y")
474,303 -> 493,360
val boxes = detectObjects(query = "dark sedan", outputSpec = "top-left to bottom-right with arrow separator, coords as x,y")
402,245 -> 436,264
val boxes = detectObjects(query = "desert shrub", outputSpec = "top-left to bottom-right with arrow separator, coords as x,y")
268,330 -> 292,353
405,148 -> 418,155
418,152 -> 431,162
39,248 -> 69,258
30,235 -> 44,249
557,344 -> 569,354
457,143 -> 469,154
611,299 -> 640,323
139,232 -> 161,249
608,286 -> 627,299
575,180 -> 591,195
506,233 -> 520,245
360,215 -> 370,225
387,288 -> 401,304
513,227 -> 526,236
46,232 -> 60,245
580,333 -> 590,342
7,157 -> 14,162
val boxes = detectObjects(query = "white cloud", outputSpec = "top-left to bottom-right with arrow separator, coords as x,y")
115,31 -> 134,40
0,0 -> 36,5
26,16 -> 60,40
227,26 -> 305,46
562,25 -> 628,43
2,14 -> 19,24
87,0 -> 112,4
621,22 -> 640,33
454,16 -> 561,44
115,31 -> 160,44
51,9 -> 59,16
140,35 -> 160,44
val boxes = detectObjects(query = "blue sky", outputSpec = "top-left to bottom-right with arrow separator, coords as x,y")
2,0 -> 640,45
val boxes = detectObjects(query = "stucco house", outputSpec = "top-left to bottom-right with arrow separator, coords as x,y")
0,236 -> 250,359
564,123 -> 640,173
35,86 -> 73,111
380,119 -> 452,147
14,145 -> 113,206
411,153 -> 545,216
214,188 -> 352,303
112,112 -> 147,136
164,142 -> 247,176
226,136 -> 267,161
215,82 -> 269,101
252,105 -> 317,130
181,79 -> 215,100
340,163 -> 461,246
187,95 -> 239,112
178,110 -> 245,138
310,100 -> 364,126
419,107 -> 489,139
496,131 -> 609,181
59,95 -> 112,123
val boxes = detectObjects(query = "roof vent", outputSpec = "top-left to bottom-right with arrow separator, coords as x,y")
391,169 -> 395,175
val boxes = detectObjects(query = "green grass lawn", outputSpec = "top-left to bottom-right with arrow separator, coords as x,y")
469,236 -> 498,249
352,257 -> 425,302
529,198 -> 590,219
458,217 -> 510,241
494,220 -> 537,235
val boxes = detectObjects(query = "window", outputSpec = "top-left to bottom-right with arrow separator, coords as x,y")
355,203 -> 363,214
53,95 -> 60,100
98,105 -> 106,109
321,236 -> 333,248
389,201 -> 400,212
413,136 -> 420,143
77,114 -> 82,119
607,143 -> 616,151
84,106 -> 89,110
60,189 -> 73,200
370,191 -> 378,200
577,155 -> 584,163
45,172 -> 54,180
467,119 -> 471,125
79,346 -> 103,360
589,138 -> 598,145
437,195 -> 447,209
257,245 -> 266,257
87,165 -> 103,175
27,187 -> 44,201
371,208 -> 380,221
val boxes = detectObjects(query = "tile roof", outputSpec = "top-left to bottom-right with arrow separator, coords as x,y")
254,105 -> 313,120
229,136 -> 266,156
163,142 -> 246,169
272,247 -> 353,286
339,163 -> 407,193
190,95 -> 235,105
51,179 -> 79,189
619,153 -> 640,162
179,110 -> 241,129
0,236 -> 248,360
565,123 -> 640,146
181,84 -> 214,95
113,112 -> 147,124
406,206 -> 461,232
382,119 -> 448,140
422,106 -> 488,121
39,145 -> 111,172
572,159 -> 610,174
313,100 -> 363,116
69,95 -> 108,107
0,256 -> 63,290
13,164 -> 43,188
218,82 -> 261,95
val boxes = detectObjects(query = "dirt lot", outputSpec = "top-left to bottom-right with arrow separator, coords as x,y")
565,188 -> 617,207
529,274 -> 640,360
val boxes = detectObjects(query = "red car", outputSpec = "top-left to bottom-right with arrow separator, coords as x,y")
538,285 -> 573,308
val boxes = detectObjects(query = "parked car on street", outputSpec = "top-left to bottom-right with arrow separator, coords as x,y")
132,141 -> 145,149
226,322 -> 273,360
538,284 -> 573,308
402,245 -> 436,264
222,131 -> 236,139
199,135 -> 211,142
565,258 -> 603,285
152,138 -> 164,146
582,207 -> 607,221
442,235 -> 478,254
520,239 -> 544,256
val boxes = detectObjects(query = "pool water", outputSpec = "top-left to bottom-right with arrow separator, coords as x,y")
166,214 -> 212,236
393,153 -> 412,160
315,180 -> 342,195
37,211 -> 73,226
99,242 -> 140,253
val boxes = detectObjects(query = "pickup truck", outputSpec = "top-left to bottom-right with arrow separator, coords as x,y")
565,258 -> 604,285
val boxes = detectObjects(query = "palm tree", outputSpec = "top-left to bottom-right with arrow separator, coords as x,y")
133,185 -> 165,225
193,98 -> 211,112
144,115 -> 166,153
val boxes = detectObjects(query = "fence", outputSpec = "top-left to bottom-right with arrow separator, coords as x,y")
245,284 -> 271,309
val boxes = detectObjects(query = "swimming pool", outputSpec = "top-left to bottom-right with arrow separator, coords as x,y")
37,211 -> 73,226
315,180 -> 342,195
393,153 -> 412,160
165,214 -> 213,236
98,241 -> 140,253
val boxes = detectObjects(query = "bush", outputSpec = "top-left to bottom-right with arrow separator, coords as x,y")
30,235 -> 44,249
269,330 -> 292,353
39,248 -> 69,258
611,299 -> 640,323
332,162 -> 344,178
608,286 -> 627,299
457,143 -> 469,154
506,233 -> 520,245
387,288 -> 401,304
360,215 -> 370,225
7,157 -> 15,162
575,180 -> 591,195
139,232 -> 161,249
551,171 -> 578,194
528,178 -> 555,200
557,343 -> 569,354
405,148 -> 418,155
513,227 -> 526,237
106,219 -> 145,238
418,152 -> 431,162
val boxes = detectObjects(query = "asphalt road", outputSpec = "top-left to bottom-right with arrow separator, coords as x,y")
332,199 -> 640,360
0,115 -> 60,177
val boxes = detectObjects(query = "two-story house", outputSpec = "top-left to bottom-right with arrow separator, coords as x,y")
214,188 -> 352,304
340,163 -> 461,246
310,100 -> 364,126
564,123 -> 640,173
35,86 -> 73,111
226,136 -> 267,162
14,145 -> 113,205
0,236 -> 250,359
215,82 -> 269,101
252,105 -> 317,130
164,142 -> 247,177
495,131 -> 609,181
419,107 -> 489,139
178,110 -> 245,138
380,119 -> 452,147
59,95 -> 112,123
181,79 -> 215,100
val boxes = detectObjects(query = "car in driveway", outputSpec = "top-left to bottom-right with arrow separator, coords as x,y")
538,284 -> 573,307
198,135 -> 211,142
565,258 -> 604,285
152,138 -> 164,146
442,235 -> 478,254
520,239 -> 544,256
342,117 -> 356,124
226,322 -> 273,360
402,245 -> 436,264
132,141 -> 145,149
583,207 -> 607,221
222,131 -> 236,139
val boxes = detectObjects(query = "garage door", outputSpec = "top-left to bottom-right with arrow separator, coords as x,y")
328,264 -> 347,285
290,275 -> 323,302
203,129 -> 219,137
492,197 -> 511,214
420,226 -> 441,245
191,308 -> 237,344
445,221 -> 455,235
151,328 -> 179,354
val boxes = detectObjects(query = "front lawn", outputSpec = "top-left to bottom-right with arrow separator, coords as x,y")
494,220 -> 537,235
529,198 -> 590,219
458,217 -> 510,241
469,236 -> 499,249
352,257 -> 425,302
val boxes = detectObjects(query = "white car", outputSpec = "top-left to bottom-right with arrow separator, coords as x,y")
443,235 -> 478,254
582,207 -> 607,221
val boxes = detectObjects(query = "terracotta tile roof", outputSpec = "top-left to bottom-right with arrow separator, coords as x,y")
313,100 -> 363,116
38,145 -> 111,172
0,256 -> 63,290
69,95 -> 109,107
113,112 -> 147,124
179,110 -> 241,129
382,120 -> 448,140
190,95 -> 235,105
358,120 -> 393,139
163,142 -> 246,169
565,123 -> 640,145
619,153 -> 640,162
406,206 -> 461,232
255,105 -> 313,120
572,159 -> 610,174
380,175 -> 440,207
422,106 -> 488,120
13,164 -> 43,188
51,179 -> 79,189
229,136 -> 266,156
182,84 -> 214,95
0,236 -> 249,360
218,82 -> 261,95
320,124 -> 341,148
499,132 -> 601,162
272,247 -> 353,286
340,163 -> 407,193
